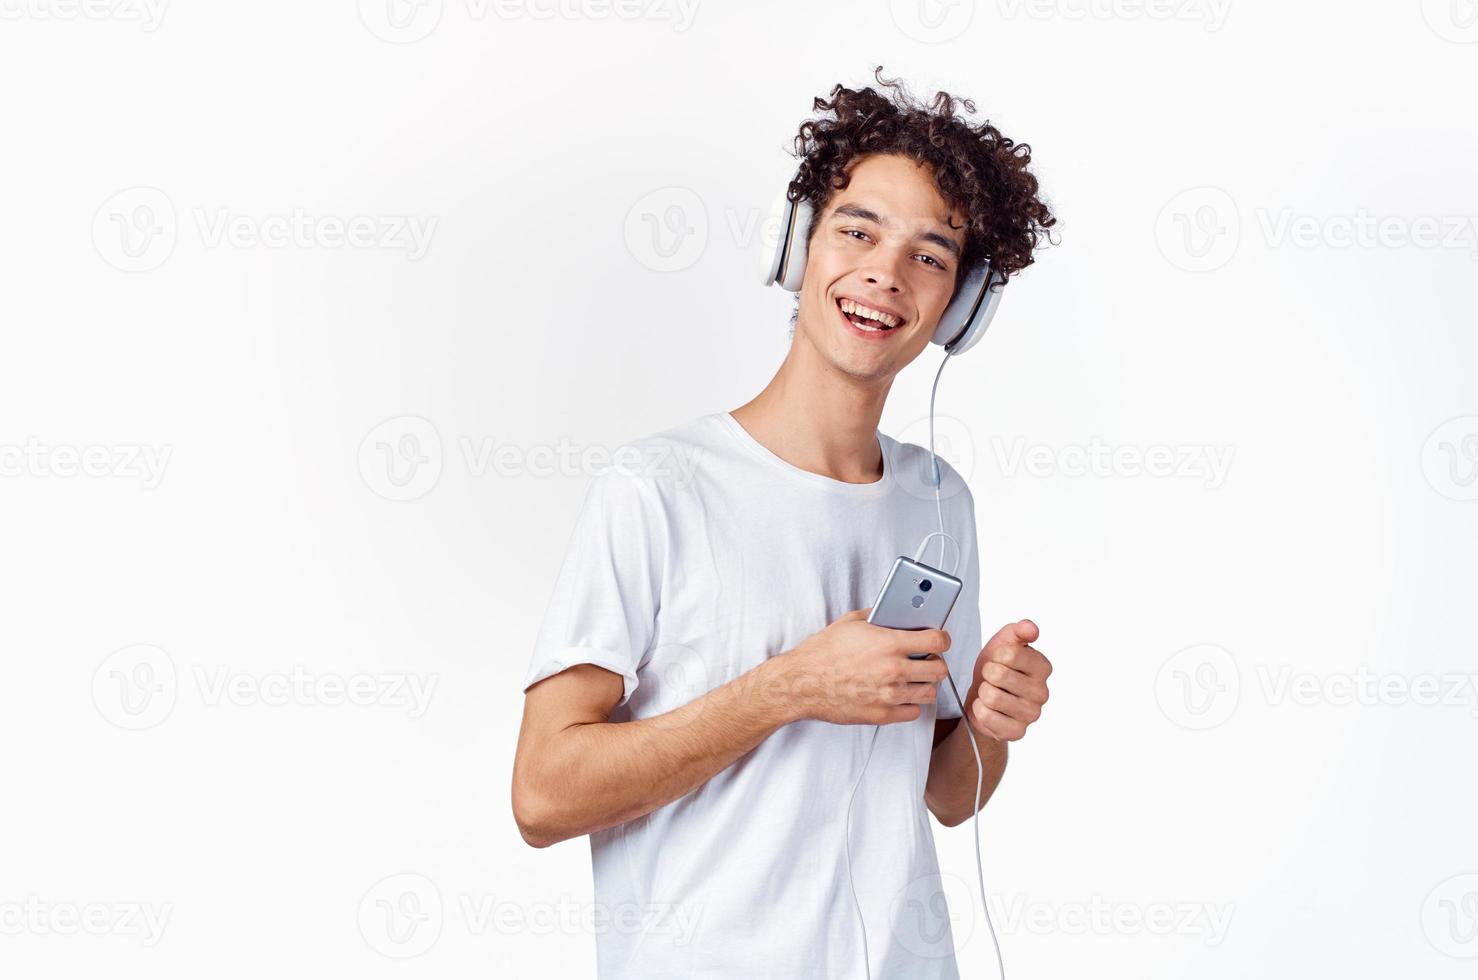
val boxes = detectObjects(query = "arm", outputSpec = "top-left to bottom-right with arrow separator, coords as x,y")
512,608 -> 953,848
925,618 -> 1051,827
512,657 -> 799,848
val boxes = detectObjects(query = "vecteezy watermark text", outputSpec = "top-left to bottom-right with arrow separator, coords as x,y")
357,873 -> 703,959
357,415 -> 705,502
993,0 -> 1231,31
92,644 -> 439,730
93,187 -> 437,272
1156,645 -> 1478,730
0,896 -> 172,946
193,665 -> 437,718
0,439 -> 171,488
194,208 -> 436,259
0,0 -> 168,29
991,436 -> 1234,489
990,893 -> 1235,946
1156,186 -> 1478,272
357,0 -> 700,43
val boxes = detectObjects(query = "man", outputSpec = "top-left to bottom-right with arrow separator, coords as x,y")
513,69 -> 1057,978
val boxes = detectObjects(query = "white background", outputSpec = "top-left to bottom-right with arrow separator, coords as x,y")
2,1 -> 1476,977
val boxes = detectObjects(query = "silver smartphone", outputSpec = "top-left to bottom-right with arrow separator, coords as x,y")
866,556 -> 964,659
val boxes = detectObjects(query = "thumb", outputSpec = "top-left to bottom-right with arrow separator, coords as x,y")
985,618 -> 1039,651
838,607 -> 872,624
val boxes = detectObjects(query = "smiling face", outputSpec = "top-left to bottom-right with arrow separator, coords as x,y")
794,153 -> 968,383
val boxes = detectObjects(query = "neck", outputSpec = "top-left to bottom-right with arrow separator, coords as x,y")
729,320 -> 893,484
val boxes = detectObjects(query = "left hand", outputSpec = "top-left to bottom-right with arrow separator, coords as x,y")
967,619 -> 1052,742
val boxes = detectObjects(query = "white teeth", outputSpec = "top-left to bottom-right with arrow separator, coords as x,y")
839,298 -> 900,328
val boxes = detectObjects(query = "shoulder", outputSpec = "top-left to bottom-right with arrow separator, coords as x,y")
583,413 -> 716,508
880,428 -> 977,506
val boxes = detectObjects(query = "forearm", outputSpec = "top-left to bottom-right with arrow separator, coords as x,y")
925,705 -> 1008,827
516,656 -> 799,847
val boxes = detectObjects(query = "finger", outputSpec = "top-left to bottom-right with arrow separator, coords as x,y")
881,679 -> 939,705
902,658 -> 951,683
984,618 -> 1040,652
986,643 -> 1051,678
840,607 -> 872,623
970,700 -> 1028,741
898,681 -> 939,705
886,627 -> 949,658
980,661 -> 1050,703
974,683 -> 1043,724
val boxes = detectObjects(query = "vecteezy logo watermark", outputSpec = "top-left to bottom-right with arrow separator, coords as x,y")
993,0 -> 1231,30
628,642 -> 712,733
0,438 -> 172,488
358,416 -> 443,502
358,0 -> 699,42
890,872 -> 975,961
1420,416 -> 1478,502
1421,0 -> 1478,44
1155,186 -> 1241,273
92,187 -> 177,273
357,873 -> 704,958
886,422 -> 1232,495
991,436 -> 1234,489
357,415 -> 706,501
92,188 -> 437,272
888,0 -> 976,44
1156,647 -> 1478,729
1422,874 -> 1478,959
1157,186 -> 1478,271
1154,644 -> 1240,731
892,415 -> 976,505
92,644 -> 178,731
0,0 -> 168,29
359,873 -> 443,959
92,645 -> 438,730
624,187 -> 708,273
989,894 -> 1235,946
357,0 -> 444,43
0,897 -> 173,946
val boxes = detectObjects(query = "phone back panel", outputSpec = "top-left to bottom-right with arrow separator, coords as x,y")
866,556 -> 963,633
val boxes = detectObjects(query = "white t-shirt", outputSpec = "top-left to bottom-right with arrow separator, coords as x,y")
523,410 -> 983,980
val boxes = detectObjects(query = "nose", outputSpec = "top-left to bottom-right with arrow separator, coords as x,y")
860,246 -> 908,293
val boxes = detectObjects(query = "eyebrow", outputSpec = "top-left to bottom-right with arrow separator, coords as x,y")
831,203 -> 963,259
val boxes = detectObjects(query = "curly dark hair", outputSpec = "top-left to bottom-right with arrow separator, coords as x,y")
787,66 -> 1056,287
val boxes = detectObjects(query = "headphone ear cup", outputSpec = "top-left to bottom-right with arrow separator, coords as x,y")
778,197 -> 812,292
759,187 -> 813,292
932,264 -> 1004,355
759,188 -> 792,286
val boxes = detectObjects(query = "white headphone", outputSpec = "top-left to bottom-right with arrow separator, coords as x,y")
759,167 -> 1006,355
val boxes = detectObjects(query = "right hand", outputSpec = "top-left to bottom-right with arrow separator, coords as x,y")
778,607 -> 953,726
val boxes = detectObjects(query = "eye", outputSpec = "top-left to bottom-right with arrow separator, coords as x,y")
841,228 -> 873,243
916,254 -> 947,270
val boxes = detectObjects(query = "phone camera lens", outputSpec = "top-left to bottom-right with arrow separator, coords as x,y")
919,579 -> 932,592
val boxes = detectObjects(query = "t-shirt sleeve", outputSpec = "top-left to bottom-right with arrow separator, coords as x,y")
522,471 -> 666,707
936,474 -> 981,721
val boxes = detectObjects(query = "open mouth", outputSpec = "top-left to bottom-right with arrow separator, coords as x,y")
836,296 -> 904,335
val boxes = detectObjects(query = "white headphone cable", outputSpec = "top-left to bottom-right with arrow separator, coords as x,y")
925,348 -> 1006,980
847,350 -> 1004,980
